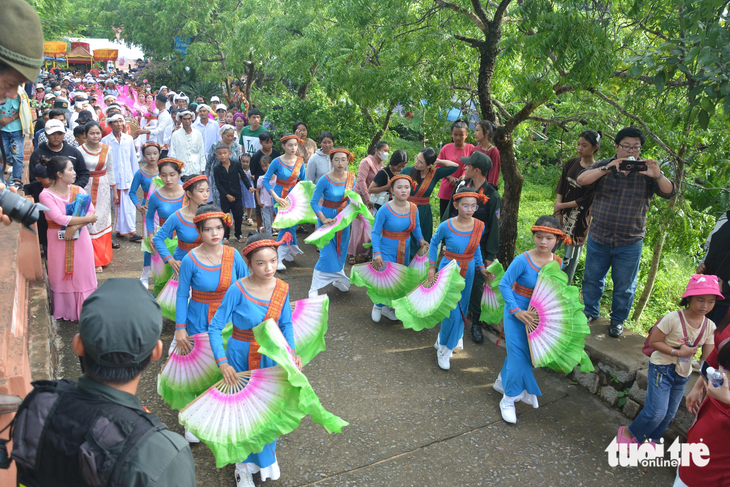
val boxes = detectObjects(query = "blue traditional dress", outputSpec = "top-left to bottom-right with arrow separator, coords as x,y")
146,191 -> 184,295
372,201 -> 424,267
209,278 -> 294,480
498,251 -> 562,402
429,218 -> 485,350
175,246 -> 248,335
308,172 -> 356,295
153,208 -> 203,263
130,168 -> 157,267
262,156 -> 306,262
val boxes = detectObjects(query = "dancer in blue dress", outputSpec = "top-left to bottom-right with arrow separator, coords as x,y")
308,147 -> 356,297
145,158 -> 185,295
153,175 -> 210,270
173,204 -> 248,444
494,215 -> 565,424
129,141 -> 160,286
370,174 -> 428,322
175,204 -> 248,340
262,134 -> 306,271
427,187 -> 489,370
209,233 -> 303,486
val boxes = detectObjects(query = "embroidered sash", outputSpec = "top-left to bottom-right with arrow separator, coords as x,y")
325,172 -> 356,257
177,238 -> 203,252
381,203 -> 418,265
276,157 -> 304,198
46,185 -> 80,278
408,168 -> 435,206
84,144 -> 110,208
443,219 -> 484,278
232,278 -> 290,370
191,246 -> 236,323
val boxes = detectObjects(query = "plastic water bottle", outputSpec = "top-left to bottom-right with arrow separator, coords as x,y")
706,367 -> 724,388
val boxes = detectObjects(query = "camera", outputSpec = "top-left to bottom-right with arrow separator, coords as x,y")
0,188 -> 49,233
618,156 -> 647,172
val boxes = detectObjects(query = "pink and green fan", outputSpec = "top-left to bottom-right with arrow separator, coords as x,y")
291,294 -> 329,366
273,180 -> 318,229
179,367 -> 306,467
155,275 -> 178,320
350,261 -> 421,307
526,261 -> 594,374
392,260 -> 466,331
479,260 -> 505,324
157,332 -> 221,410
408,250 -> 429,280
305,191 -> 374,249
253,319 -> 348,436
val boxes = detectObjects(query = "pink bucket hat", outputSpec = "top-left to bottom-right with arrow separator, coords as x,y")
681,274 -> 725,300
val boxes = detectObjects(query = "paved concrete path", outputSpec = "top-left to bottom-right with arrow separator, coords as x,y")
54,226 -> 675,486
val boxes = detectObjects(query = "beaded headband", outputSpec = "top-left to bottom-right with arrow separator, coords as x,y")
140,141 -> 161,154
330,148 -> 355,162
531,225 -> 572,245
241,239 -> 282,257
157,157 -> 185,170
389,174 -> 414,187
454,191 -> 489,205
280,134 -> 303,145
193,211 -> 232,227
182,175 -> 208,190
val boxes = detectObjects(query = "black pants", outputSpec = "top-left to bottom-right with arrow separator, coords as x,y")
220,195 -> 243,239
469,248 -> 489,322
439,198 -> 451,219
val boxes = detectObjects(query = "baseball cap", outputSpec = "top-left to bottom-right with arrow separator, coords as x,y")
682,274 -> 725,300
43,93 -> 55,101
461,150 -> 493,172
53,98 -> 70,113
77,110 -> 94,124
210,96 -> 220,102
0,0 -> 44,82
35,83 -> 44,89
216,104 -> 227,112
44,119 -> 65,135
79,279 -> 162,367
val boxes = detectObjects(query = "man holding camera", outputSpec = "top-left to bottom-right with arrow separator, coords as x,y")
576,127 -> 675,338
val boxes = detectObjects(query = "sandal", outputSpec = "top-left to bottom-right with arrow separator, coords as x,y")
112,241 -> 120,249
356,255 -> 370,264
348,256 -> 356,265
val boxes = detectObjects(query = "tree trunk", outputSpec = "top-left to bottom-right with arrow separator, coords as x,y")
494,125 -> 523,265
631,157 -> 685,323
297,83 -> 308,99
363,106 -> 395,155
245,61 -> 255,106
476,38 -> 499,123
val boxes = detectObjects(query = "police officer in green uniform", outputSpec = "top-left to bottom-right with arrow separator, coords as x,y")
12,279 -> 196,486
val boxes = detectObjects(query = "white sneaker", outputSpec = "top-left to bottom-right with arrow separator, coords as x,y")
500,397 -> 517,424
437,346 -> 451,370
434,338 -> 439,350
371,305 -> 382,322
184,428 -> 200,444
333,280 -> 349,292
380,306 -> 398,321
235,469 -> 255,487
493,373 -> 504,394
277,261 -> 286,271
455,338 -> 464,351
308,289 -> 319,299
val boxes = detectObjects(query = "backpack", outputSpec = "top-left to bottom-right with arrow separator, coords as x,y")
8,379 -> 167,487
642,309 -> 708,357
